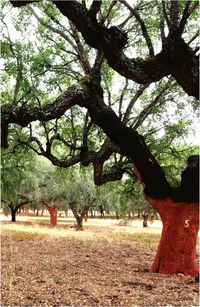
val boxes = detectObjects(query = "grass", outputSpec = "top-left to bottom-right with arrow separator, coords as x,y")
1,216 -> 162,244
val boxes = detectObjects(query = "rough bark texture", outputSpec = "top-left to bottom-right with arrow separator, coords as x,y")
86,103 -> 172,200
79,74 -> 199,203
146,197 -> 199,276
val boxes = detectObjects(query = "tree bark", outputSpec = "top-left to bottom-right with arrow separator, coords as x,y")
41,207 -> 44,216
146,197 -> 199,275
9,203 -> 27,222
25,206 -> 29,216
11,207 -> 17,222
76,216 -> 84,230
47,207 -> 57,226
115,211 -> 120,219
84,212 -> 88,222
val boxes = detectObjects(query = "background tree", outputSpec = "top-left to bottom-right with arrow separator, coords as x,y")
1,145 -> 39,222
60,169 -> 97,230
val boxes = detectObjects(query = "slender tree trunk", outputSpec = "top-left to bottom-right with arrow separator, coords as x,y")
115,211 -> 119,219
76,216 -> 83,230
84,212 -> 88,222
143,220 -> 148,227
11,208 -> 17,222
36,208 -> 39,216
47,207 -> 57,226
65,209 -> 68,217
25,206 -> 29,216
146,197 -> 199,275
41,207 -> 44,216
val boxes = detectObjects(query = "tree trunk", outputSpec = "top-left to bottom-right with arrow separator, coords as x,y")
143,220 -> 148,227
11,208 -> 17,222
115,211 -> 119,219
25,206 -> 29,216
76,216 -> 84,230
146,197 -> 199,275
128,212 -> 132,220
84,212 -> 88,222
47,207 -> 57,226
65,209 -> 68,217
41,207 -> 44,216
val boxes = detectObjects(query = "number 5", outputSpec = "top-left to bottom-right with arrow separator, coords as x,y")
184,219 -> 190,228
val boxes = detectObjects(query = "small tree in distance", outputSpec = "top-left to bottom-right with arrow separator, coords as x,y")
1,147 -> 39,222
62,171 -> 97,230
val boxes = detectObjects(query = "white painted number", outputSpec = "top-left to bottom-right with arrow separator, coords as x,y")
184,219 -> 190,228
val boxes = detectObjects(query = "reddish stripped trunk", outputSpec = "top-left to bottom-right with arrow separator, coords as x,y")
47,207 -> 57,226
25,206 -> 29,216
84,212 -> 88,222
146,197 -> 199,275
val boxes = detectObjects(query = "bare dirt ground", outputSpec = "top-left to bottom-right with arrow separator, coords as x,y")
1,221 -> 199,307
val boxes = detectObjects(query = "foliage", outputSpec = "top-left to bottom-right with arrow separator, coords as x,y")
1,147 -> 39,206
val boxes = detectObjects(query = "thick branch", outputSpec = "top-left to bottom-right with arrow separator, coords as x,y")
93,138 -> 120,185
94,162 -> 124,186
78,75 -> 172,199
10,0 -> 38,6
89,0 -> 102,19
169,0 -> 179,34
1,85 -> 85,148
178,1 -> 191,35
2,85 -> 85,126
51,1 -> 170,84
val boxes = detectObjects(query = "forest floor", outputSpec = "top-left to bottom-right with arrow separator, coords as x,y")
1,217 -> 199,307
